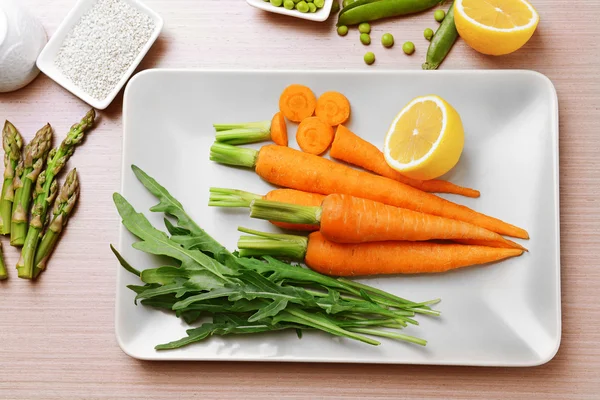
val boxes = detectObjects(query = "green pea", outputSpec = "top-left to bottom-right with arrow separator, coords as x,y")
308,2 -> 317,12
284,0 -> 294,8
360,33 -> 371,45
364,52 -> 375,65
314,0 -> 325,8
293,0 -> 301,3
337,25 -> 349,36
270,0 -> 283,5
402,41 -> 415,55
381,33 -> 394,48
306,0 -> 314,2
358,22 -> 371,34
434,9 -> 445,22
424,28 -> 434,41
296,0 -> 309,12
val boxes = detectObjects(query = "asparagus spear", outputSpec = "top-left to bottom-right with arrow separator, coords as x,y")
10,124 -> 53,246
32,169 -> 79,278
0,121 -> 24,235
19,110 -> 94,278
0,242 -> 6,280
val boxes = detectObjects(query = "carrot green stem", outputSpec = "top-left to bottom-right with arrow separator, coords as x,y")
347,327 -> 427,346
213,121 -> 272,145
215,129 -> 271,145
209,142 -> 258,168
208,188 -> 262,208
249,199 -> 322,225
237,227 -> 307,260
213,120 -> 271,132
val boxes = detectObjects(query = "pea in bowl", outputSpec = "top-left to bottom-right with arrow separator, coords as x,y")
246,0 -> 334,22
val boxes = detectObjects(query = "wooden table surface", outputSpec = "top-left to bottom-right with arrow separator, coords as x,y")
1,0 -> 599,398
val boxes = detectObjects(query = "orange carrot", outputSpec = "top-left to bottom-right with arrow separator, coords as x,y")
209,143 -> 529,239
270,112 -> 288,146
237,229 -> 524,277
315,91 -> 351,126
247,194 -> 525,250
304,233 -> 523,276
331,125 -> 480,198
264,189 -> 324,231
208,187 -> 323,231
279,84 -> 317,122
296,117 -> 335,155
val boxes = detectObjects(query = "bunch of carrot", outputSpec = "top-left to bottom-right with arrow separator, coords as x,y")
208,84 -> 528,277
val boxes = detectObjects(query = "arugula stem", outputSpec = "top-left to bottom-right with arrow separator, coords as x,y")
250,199 -> 322,225
286,308 -> 380,346
348,327 -> 427,346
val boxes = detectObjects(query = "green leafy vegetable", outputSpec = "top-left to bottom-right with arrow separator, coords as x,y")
112,166 -> 440,350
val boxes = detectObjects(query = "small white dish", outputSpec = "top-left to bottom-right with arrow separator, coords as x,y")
36,0 -> 162,110
247,0 -> 333,22
118,69 -> 561,366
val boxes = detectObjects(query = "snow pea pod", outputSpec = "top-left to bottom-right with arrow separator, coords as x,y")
422,3 -> 458,70
337,0 -> 443,26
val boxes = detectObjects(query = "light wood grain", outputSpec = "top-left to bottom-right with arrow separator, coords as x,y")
1,0 -> 599,398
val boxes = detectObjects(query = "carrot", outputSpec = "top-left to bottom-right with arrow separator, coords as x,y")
315,91 -> 351,126
209,187 -> 324,231
209,143 -> 528,239
265,189 -> 323,231
237,228 -> 524,277
331,125 -> 480,198
246,194 -> 525,250
296,117 -> 335,155
270,112 -> 288,146
279,84 -> 317,122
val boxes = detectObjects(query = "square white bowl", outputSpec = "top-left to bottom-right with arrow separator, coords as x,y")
247,0 -> 333,22
36,0 -> 163,110
117,69 -> 561,365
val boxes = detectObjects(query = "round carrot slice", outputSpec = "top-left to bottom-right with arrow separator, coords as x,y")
296,117 -> 335,155
315,91 -> 351,126
279,84 -> 317,122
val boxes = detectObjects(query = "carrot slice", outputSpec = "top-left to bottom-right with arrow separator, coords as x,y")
315,91 -> 351,126
279,84 -> 317,122
270,112 -> 288,146
296,117 -> 335,155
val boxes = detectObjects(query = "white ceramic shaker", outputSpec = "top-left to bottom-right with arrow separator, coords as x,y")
0,0 -> 47,92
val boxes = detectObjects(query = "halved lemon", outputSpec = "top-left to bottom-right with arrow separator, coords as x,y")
383,95 -> 464,181
455,0 -> 540,56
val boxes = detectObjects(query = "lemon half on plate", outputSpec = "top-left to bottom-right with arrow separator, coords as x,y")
383,95 -> 464,181
455,0 -> 540,56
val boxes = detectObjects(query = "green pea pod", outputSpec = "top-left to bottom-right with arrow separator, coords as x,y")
337,0 -> 443,26
342,0 -> 360,7
422,3 -> 458,70
331,0 -> 341,13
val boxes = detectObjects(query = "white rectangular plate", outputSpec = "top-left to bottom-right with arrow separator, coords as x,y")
117,69 -> 560,366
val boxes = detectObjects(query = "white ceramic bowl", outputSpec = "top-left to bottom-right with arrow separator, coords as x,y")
36,0 -> 163,110
247,0 -> 333,22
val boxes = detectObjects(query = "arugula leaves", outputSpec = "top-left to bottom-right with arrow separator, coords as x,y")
112,165 -> 438,350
